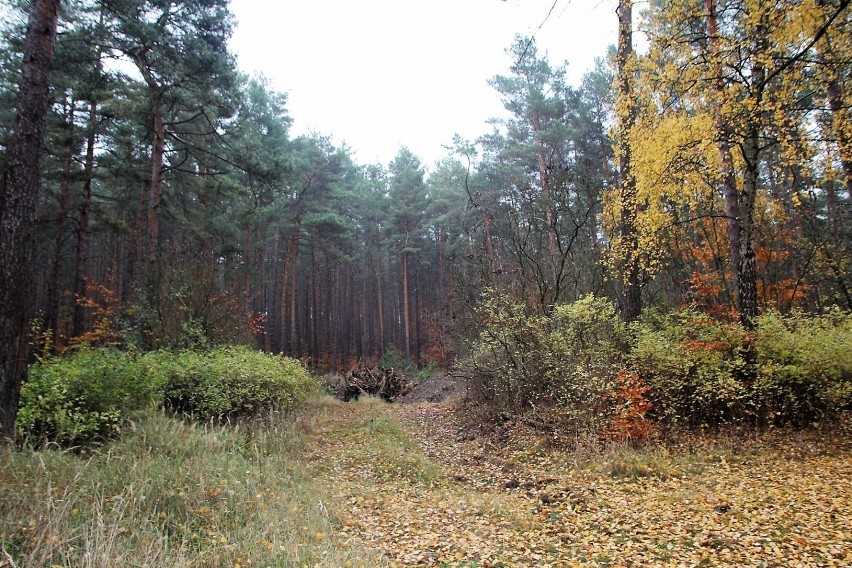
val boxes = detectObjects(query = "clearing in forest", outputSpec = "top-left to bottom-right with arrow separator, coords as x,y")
2,385 -> 849,567
309,390 -> 852,567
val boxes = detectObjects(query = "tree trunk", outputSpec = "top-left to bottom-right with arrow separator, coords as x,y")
826,78 -> 852,198
617,0 -> 641,322
737,132 -> 761,328
73,94 -> 99,337
279,222 -> 300,355
310,250 -> 319,367
376,247 -> 385,356
818,0 -> 852,200
533,118 -> 559,270
288,229 -> 299,358
706,0 -> 742,305
0,0 -> 61,441
736,15 -> 768,329
46,100 -> 76,347
148,93 -> 165,265
401,248 -> 412,359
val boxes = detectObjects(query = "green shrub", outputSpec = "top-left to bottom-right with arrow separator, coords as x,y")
464,293 -> 628,428
151,346 -> 318,421
631,311 -> 749,426
466,294 -> 851,430
464,292 -> 552,408
17,349 -> 160,445
632,309 -> 852,426
753,309 -> 852,423
18,347 -> 319,446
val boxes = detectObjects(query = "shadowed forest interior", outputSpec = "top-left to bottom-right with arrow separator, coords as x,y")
1,0 -> 849,370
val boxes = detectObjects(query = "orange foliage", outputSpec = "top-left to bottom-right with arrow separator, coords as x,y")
248,311 -> 266,335
758,277 -> 811,311
421,317 -> 455,368
755,242 -> 789,267
602,371 -> 658,443
686,270 -> 737,320
68,276 -> 123,350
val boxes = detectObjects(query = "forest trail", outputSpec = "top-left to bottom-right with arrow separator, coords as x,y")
306,393 -> 852,567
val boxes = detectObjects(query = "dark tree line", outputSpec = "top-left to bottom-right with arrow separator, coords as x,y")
0,0 -> 616,373
1,0 -> 849,438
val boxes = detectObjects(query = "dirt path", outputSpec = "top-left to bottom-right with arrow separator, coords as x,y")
309,392 -> 852,567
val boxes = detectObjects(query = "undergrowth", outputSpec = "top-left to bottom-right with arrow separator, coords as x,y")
0,398 -> 386,567
16,346 -> 318,446
465,293 -> 852,434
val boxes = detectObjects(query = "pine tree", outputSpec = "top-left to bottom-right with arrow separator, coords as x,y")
0,0 -> 61,441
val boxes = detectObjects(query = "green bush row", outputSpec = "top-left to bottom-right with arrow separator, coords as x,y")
17,346 -> 318,446
634,308 -> 852,426
465,293 -> 852,429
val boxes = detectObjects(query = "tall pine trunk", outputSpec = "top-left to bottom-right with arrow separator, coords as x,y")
401,248 -> 412,360
148,93 -> 165,266
0,0 -> 61,441
73,93 -> 99,337
46,100 -> 76,347
617,0 -> 641,322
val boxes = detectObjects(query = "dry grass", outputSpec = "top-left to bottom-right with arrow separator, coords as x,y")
4,396 -> 850,567
0,399 -> 386,567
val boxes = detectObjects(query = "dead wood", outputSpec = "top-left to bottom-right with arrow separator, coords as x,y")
341,362 -> 410,402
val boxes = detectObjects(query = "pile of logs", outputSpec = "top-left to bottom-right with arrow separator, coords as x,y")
341,362 -> 410,402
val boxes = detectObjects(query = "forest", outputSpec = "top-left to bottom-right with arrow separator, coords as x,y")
0,0 -> 850,566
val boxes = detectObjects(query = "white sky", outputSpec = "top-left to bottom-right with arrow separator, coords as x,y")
228,0 -> 619,168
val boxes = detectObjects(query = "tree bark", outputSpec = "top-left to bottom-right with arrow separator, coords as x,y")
288,228 -> 300,357
533,116 -> 559,270
376,247 -> 385,356
736,14 -> 768,329
706,0 -> 742,303
148,93 -> 165,265
401,246 -> 412,359
46,100 -> 76,347
617,0 -> 641,322
818,0 -> 852,201
737,126 -> 760,328
73,94 -> 99,337
0,0 -> 61,441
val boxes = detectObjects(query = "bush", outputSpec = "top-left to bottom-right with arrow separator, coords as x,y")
17,349 -> 160,446
753,309 -> 852,423
152,346 -> 318,421
631,310 -> 749,426
464,293 -> 628,429
17,347 -> 318,446
466,293 -> 851,431
464,292 -> 553,409
549,295 -> 631,398
632,309 -> 852,426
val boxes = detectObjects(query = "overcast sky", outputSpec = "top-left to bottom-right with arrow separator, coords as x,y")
227,0 -> 619,168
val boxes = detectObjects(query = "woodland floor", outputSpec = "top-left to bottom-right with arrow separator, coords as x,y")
306,375 -> 852,567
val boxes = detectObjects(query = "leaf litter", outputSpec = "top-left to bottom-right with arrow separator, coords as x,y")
306,398 -> 852,567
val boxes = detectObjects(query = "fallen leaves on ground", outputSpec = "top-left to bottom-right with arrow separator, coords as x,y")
307,400 -> 852,567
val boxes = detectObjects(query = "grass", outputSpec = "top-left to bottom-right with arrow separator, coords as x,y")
3,396 -> 850,567
0,399 -> 387,567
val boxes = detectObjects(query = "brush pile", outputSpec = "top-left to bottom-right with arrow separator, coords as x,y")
341,362 -> 410,402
